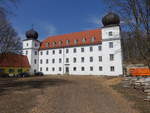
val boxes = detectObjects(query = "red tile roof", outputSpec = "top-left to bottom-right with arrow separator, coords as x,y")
0,53 -> 30,68
40,29 -> 102,50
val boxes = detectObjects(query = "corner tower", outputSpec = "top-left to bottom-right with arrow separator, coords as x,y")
22,28 -> 40,74
101,12 -> 123,75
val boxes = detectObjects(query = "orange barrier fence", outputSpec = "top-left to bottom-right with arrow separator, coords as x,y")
129,68 -> 150,76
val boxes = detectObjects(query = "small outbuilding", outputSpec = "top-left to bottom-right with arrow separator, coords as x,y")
0,53 -> 30,75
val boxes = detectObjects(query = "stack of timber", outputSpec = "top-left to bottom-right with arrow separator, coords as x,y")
123,77 -> 150,101
143,81 -> 150,101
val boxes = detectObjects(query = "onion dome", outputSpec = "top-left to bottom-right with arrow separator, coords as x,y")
26,28 -> 38,40
102,12 -> 120,27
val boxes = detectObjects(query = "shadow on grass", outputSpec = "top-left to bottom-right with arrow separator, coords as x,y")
0,77 -> 73,95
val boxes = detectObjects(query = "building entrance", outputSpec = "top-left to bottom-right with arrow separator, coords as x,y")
65,67 -> 69,75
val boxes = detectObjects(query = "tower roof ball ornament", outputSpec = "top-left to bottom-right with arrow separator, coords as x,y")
26,28 -> 38,40
102,12 -> 120,27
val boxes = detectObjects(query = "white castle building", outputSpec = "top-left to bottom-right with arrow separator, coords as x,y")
22,12 -> 123,76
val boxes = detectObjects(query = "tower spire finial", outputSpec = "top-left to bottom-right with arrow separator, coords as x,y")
31,24 -> 34,29
108,6 -> 112,12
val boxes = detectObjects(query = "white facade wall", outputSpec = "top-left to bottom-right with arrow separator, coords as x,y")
39,45 -> 104,75
39,48 -> 64,75
22,39 -> 40,74
23,26 -> 123,76
38,42 -> 122,76
101,26 -> 123,75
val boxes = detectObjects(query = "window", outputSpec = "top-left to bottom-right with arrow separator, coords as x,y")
109,31 -> 113,36
26,51 -> 28,55
52,67 -> 55,71
90,66 -> 93,71
66,49 -> 69,53
99,66 -> 103,71
9,69 -> 14,73
110,54 -> 114,61
59,50 -> 62,54
40,51 -> 43,55
52,59 -> 55,63
46,67 -> 48,71
74,40 -> 78,44
81,67 -> 85,71
34,59 -> 37,64
81,48 -> 84,52
81,57 -> 84,62
18,69 -> 22,73
90,46 -> 93,52
66,58 -> 69,63
35,43 -> 38,47
52,50 -> 55,55
91,37 -> 95,43
90,57 -> 93,62
46,59 -> 49,64
40,59 -> 43,64
73,57 -> 76,63
109,42 -> 113,48
99,56 -> 102,62
53,42 -> 56,47
73,48 -> 77,53
46,42 -> 49,48
110,66 -> 115,71
59,67 -> 62,71
82,38 -> 86,43
26,43 -> 28,47
73,67 -> 77,71
98,45 -> 102,51
34,69 -> 36,73
59,41 -> 63,46
35,51 -> 37,55
46,50 -> 49,55
40,67 -> 42,71
0,68 -> 4,72
59,58 -> 62,63
66,40 -> 70,45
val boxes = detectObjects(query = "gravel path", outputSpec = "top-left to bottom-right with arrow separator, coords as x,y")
28,76 -> 138,113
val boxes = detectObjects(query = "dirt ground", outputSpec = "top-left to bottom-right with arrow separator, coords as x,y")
0,76 -> 139,113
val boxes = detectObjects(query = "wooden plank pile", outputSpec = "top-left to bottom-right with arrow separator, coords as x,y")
123,77 -> 150,101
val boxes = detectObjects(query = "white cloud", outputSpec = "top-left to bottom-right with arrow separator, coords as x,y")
86,15 -> 101,26
35,21 -> 57,36
18,33 -> 26,39
44,24 -> 57,36
83,15 -> 103,30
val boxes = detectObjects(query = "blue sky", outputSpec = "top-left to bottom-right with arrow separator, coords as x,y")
9,0 -> 109,40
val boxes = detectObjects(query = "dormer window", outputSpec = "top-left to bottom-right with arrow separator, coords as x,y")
91,37 -> 95,43
53,42 -> 56,47
109,31 -> 113,36
74,40 -> 78,44
59,41 -> 63,46
66,40 -> 70,45
46,42 -> 49,48
82,38 -> 86,43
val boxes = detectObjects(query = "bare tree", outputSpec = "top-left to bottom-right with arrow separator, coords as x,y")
0,0 -> 22,54
0,23 -> 22,53
104,0 -> 150,66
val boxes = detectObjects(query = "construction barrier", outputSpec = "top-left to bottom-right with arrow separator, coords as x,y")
129,68 -> 150,76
